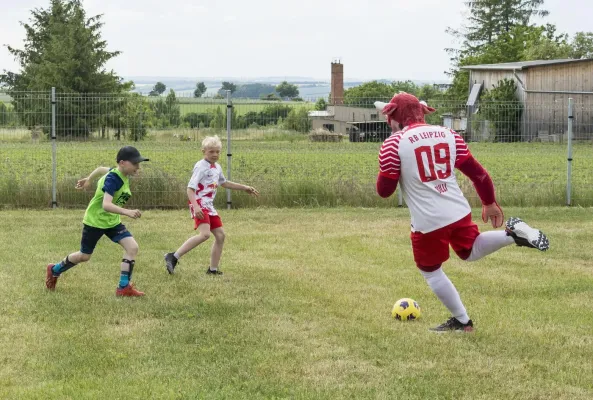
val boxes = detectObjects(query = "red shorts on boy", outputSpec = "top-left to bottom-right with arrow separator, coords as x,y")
189,203 -> 223,230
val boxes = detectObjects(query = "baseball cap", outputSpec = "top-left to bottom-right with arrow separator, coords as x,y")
116,146 -> 150,163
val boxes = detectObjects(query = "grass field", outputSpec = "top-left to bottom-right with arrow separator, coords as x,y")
1,131 -> 593,208
1,207 -> 592,399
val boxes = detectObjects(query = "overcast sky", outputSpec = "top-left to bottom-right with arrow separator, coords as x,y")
0,0 -> 591,82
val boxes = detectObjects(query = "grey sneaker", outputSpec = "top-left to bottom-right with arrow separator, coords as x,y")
164,252 -> 178,274
505,217 -> 550,251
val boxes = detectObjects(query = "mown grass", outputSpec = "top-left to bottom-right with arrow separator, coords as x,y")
1,207 -> 592,399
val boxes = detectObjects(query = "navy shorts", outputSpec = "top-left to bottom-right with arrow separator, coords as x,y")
80,223 -> 133,254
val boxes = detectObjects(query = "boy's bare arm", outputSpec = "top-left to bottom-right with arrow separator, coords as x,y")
187,187 -> 203,219
102,193 -> 141,219
76,166 -> 110,190
221,181 -> 259,196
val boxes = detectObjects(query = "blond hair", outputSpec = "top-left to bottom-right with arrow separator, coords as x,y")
201,135 -> 222,150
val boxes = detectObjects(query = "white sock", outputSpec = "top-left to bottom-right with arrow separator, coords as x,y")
173,252 -> 180,260
420,268 -> 470,324
466,231 -> 515,262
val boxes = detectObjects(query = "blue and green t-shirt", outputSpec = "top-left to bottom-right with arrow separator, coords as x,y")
82,168 -> 131,229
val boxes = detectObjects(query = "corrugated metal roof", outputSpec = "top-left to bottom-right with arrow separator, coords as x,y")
461,59 -> 593,71
347,121 -> 388,124
308,111 -> 334,117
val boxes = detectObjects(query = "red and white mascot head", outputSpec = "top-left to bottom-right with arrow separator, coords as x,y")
374,92 -> 435,131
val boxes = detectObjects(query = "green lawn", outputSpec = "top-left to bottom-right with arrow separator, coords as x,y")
1,207 -> 592,399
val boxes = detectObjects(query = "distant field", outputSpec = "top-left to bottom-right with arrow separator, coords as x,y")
178,99 -> 313,117
0,94 -> 314,117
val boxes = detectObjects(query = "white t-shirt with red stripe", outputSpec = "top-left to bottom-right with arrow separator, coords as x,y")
379,123 -> 472,233
188,159 -> 227,216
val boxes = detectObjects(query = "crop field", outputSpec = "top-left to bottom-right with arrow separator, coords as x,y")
1,131 -> 592,209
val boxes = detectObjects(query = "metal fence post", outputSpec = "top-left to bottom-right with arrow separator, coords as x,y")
51,87 -> 57,208
226,90 -> 232,209
566,97 -> 574,206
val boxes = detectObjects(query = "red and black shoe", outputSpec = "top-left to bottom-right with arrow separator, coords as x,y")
116,283 -> 145,297
46,264 -> 59,291
429,317 -> 474,333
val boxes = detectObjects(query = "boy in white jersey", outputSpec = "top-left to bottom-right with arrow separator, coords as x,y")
375,92 -> 549,332
164,135 -> 259,275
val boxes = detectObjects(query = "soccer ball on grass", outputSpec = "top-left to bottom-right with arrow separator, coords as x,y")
391,298 -> 421,321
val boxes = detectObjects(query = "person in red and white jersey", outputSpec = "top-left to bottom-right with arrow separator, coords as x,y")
163,135 -> 259,276
375,92 -> 549,332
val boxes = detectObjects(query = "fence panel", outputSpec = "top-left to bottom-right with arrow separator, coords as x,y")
1,90 -> 591,209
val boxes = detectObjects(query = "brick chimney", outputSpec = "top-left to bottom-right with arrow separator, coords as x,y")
330,60 -> 344,105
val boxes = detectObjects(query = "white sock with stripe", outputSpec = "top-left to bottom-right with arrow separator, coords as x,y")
466,231 -> 515,262
420,268 -> 470,324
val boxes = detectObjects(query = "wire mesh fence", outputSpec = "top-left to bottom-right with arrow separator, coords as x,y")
1,89 -> 592,209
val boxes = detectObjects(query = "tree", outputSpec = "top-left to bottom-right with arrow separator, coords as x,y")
165,89 -> 181,126
344,81 -> 395,107
314,98 -> 327,111
149,82 -> 167,96
234,83 -> 275,98
183,112 -> 213,128
275,81 -> 299,99
480,78 -> 523,142
124,94 -> 154,141
284,108 -> 311,132
0,102 -> 16,127
220,81 -> 237,95
262,93 -> 281,101
446,0 -> 548,99
569,32 -> 593,59
343,80 -> 431,107
0,0 -> 132,137
449,0 -> 548,56
210,107 -> 225,129
235,104 -> 292,129
153,89 -> 180,127
193,82 -> 207,98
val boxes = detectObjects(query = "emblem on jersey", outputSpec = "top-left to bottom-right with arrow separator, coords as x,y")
115,192 -> 131,206
435,183 -> 448,194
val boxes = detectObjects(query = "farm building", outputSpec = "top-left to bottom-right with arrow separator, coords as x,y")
461,59 -> 593,141
309,105 -> 390,142
309,61 -> 391,142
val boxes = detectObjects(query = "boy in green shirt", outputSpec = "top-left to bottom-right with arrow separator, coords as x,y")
45,146 -> 149,297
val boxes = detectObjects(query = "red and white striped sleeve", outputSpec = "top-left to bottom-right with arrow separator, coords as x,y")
378,134 -> 401,180
452,130 -> 471,167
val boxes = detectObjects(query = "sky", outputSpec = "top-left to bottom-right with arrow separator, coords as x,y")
0,0 -> 592,82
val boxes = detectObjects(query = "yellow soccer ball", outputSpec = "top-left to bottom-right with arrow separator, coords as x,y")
392,298 -> 421,321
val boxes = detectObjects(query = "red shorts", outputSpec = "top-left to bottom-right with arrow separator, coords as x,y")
189,204 -> 223,230
411,213 -> 479,271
